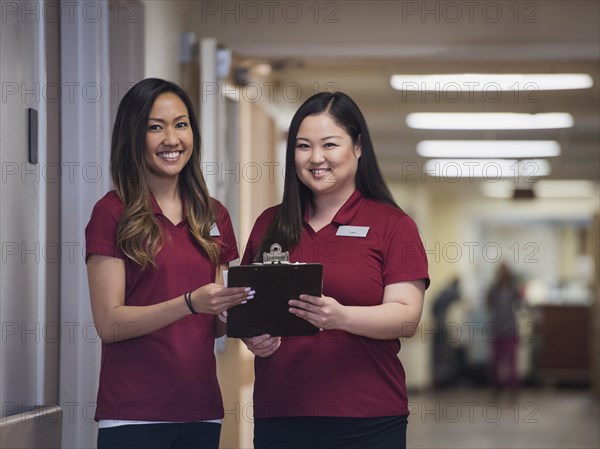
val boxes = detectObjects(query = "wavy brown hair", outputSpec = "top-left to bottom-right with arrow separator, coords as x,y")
111,78 -> 219,269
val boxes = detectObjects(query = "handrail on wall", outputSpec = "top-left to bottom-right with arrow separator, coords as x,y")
0,405 -> 62,449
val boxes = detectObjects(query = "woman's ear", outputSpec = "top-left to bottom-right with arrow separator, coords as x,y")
355,134 -> 363,158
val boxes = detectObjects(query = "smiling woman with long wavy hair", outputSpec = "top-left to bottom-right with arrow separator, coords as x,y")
85,78 -> 252,449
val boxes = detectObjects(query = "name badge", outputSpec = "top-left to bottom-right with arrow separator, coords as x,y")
336,225 -> 369,238
210,223 -> 220,237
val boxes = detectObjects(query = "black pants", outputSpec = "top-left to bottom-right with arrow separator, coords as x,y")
254,416 -> 408,449
97,422 -> 221,449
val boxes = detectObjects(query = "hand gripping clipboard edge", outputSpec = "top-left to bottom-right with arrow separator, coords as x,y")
226,263 -> 323,338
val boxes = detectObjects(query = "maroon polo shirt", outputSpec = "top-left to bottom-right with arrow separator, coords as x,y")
85,191 -> 239,422
242,189 -> 429,418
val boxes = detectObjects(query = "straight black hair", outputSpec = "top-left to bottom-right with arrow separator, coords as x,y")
255,91 -> 399,260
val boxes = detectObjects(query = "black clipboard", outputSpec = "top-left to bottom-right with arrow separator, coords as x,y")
226,263 -> 323,338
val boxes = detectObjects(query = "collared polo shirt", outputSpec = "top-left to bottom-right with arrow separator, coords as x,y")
85,190 -> 238,422
241,189 -> 429,418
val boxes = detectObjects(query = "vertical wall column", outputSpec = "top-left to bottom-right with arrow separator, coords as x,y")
60,2 -> 112,447
200,38 -> 219,197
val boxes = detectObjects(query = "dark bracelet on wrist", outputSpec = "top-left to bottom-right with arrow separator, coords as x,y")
184,291 -> 198,315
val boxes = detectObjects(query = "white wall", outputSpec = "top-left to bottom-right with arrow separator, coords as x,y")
0,0 -> 47,415
60,2 -> 112,446
142,0 -> 193,83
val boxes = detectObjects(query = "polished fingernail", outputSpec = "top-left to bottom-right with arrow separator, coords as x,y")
241,300 -> 247,304
249,290 -> 256,295
247,295 -> 254,300
244,287 -> 251,292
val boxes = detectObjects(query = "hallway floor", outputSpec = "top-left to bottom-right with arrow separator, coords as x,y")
407,388 -> 600,448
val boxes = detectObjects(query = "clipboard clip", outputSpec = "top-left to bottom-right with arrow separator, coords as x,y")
262,243 -> 289,264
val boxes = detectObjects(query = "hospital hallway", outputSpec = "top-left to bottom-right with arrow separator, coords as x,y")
1,1 -> 599,448
407,387 -> 600,448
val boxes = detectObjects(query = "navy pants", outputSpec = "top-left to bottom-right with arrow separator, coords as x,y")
97,422 -> 221,449
254,415 -> 408,449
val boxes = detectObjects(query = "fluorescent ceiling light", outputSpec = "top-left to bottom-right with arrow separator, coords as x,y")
481,180 -> 598,199
390,73 -> 593,91
252,63 -> 272,76
425,159 -> 551,178
480,180 -> 514,198
534,180 -> 598,198
417,140 -> 561,158
406,113 -> 574,130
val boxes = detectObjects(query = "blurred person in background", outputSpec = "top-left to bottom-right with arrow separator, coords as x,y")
432,277 -> 465,388
486,262 -> 523,396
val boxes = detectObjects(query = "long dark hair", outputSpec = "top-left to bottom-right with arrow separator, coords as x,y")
255,91 -> 398,260
111,78 -> 219,268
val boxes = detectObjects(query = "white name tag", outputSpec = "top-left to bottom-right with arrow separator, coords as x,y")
336,225 -> 369,238
210,223 -> 220,237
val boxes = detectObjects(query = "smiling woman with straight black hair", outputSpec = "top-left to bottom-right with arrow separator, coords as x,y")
85,78 -> 252,449
254,91 -> 400,257
242,91 -> 430,449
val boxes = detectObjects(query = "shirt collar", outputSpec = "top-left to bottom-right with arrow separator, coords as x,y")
148,190 -> 188,218
332,189 -> 364,225
302,189 -> 365,226
149,191 -> 162,215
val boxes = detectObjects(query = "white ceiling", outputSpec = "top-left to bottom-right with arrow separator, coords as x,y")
192,0 -> 600,182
